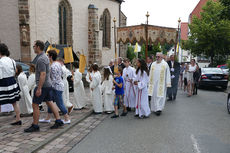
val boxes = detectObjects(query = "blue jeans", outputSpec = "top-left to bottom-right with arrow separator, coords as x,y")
48,89 -> 67,115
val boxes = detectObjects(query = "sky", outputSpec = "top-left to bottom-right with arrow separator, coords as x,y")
121,0 -> 201,28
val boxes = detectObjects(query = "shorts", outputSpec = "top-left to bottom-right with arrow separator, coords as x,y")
114,95 -> 124,106
33,87 -> 53,104
184,78 -> 187,86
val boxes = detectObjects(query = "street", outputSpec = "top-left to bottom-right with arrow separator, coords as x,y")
70,88 -> 230,153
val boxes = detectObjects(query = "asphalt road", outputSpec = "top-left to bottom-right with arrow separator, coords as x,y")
70,87 -> 230,153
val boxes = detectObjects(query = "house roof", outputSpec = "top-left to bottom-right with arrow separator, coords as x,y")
189,0 -> 217,23
180,22 -> 188,40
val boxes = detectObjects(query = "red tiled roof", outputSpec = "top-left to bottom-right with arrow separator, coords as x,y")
189,0 -> 217,23
180,22 -> 188,40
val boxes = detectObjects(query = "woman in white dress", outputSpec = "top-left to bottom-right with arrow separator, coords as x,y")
134,59 -> 151,118
187,59 -> 197,96
183,64 -> 188,92
0,43 -> 21,125
72,62 -> 86,109
101,67 -> 114,113
16,65 -> 33,115
90,64 -> 103,114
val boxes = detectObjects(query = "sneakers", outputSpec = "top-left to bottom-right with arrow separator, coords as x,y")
11,120 -> 22,125
24,124 -> 40,132
61,119 -> 71,124
39,119 -> 51,123
120,112 -> 128,116
111,114 -> 119,118
50,120 -> 64,129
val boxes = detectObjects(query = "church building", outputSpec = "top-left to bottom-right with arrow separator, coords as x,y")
0,0 -> 126,65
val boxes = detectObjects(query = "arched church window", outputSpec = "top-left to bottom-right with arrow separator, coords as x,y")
59,0 -> 72,45
102,9 -> 111,48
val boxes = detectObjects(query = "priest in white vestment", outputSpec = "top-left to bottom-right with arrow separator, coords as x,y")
17,65 -> 33,114
148,52 -> 171,116
122,59 -> 136,109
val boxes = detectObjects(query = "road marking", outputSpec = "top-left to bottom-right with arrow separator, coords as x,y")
191,134 -> 201,153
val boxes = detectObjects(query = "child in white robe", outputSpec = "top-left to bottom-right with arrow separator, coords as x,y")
134,59 -> 151,118
27,64 -> 36,98
101,67 -> 114,113
90,64 -> 103,114
122,58 -> 136,110
72,62 -> 86,109
16,65 -> 33,115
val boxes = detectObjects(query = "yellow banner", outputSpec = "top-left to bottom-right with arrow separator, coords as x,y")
46,45 -> 60,55
134,42 -> 139,53
79,54 -> 86,73
176,42 -> 179,53
64,47 -> 74,64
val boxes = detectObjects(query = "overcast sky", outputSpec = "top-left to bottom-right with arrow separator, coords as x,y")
121,0 -> 200,28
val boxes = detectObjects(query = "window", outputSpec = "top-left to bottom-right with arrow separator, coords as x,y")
102,9 -> 111,48
59,0 -> 72,45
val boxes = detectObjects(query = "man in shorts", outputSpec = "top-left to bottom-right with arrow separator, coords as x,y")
24,40 -> 63,132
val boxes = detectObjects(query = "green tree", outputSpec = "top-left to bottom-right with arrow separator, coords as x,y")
183,0 -> 230,66
126,45 -> 136,61
147,43 -> 162,56
219,0 -> 230,20
161,43 -> 173,55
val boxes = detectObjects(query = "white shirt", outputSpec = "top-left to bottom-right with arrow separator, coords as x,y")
171,61 -> 174,68
0,56 -> 16,79
189,65 -> 197,72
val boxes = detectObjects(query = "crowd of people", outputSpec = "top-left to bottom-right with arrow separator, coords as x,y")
0,40 -> 201,133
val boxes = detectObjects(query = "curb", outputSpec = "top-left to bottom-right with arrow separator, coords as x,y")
29,109 -> 93,153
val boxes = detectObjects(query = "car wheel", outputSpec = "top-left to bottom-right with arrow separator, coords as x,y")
222,86 -> 227,90
227,96 -> 230,114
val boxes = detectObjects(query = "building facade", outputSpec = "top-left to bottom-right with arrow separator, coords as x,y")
0,0 -> 126,66
0,0 -> 21,60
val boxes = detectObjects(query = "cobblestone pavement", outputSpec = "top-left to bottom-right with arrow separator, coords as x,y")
0,89 -> 99,153
37,114 -> 108,153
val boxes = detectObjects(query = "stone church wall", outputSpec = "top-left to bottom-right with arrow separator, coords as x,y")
29,0 -> 120,66
0,0 -> 21,60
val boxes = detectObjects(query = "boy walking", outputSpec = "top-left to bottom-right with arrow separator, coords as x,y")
111,68 -> 127,118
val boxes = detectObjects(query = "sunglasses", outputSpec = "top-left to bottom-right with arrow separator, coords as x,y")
156,56 -> 161,58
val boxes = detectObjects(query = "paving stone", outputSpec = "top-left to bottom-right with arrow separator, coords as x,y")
14,148 -> 30,153
31,137 -> 45,142
0,90 -> 97,153
7,142 -> 20,147
58,146 -> 72,153
3,146 -> 18,151
37,149 -> 49,153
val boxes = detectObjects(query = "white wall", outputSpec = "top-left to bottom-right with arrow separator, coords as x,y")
29,0 -> 120,65
0,0 -> 20,60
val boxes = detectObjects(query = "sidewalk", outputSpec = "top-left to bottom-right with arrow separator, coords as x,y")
0,88 -> 95,153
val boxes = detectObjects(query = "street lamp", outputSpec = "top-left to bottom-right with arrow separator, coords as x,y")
113,17 -> 118,74
145,11 -> 150,62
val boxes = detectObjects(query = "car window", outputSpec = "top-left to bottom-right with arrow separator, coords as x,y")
16,62 -> 29,71
220,65 -> 228,69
